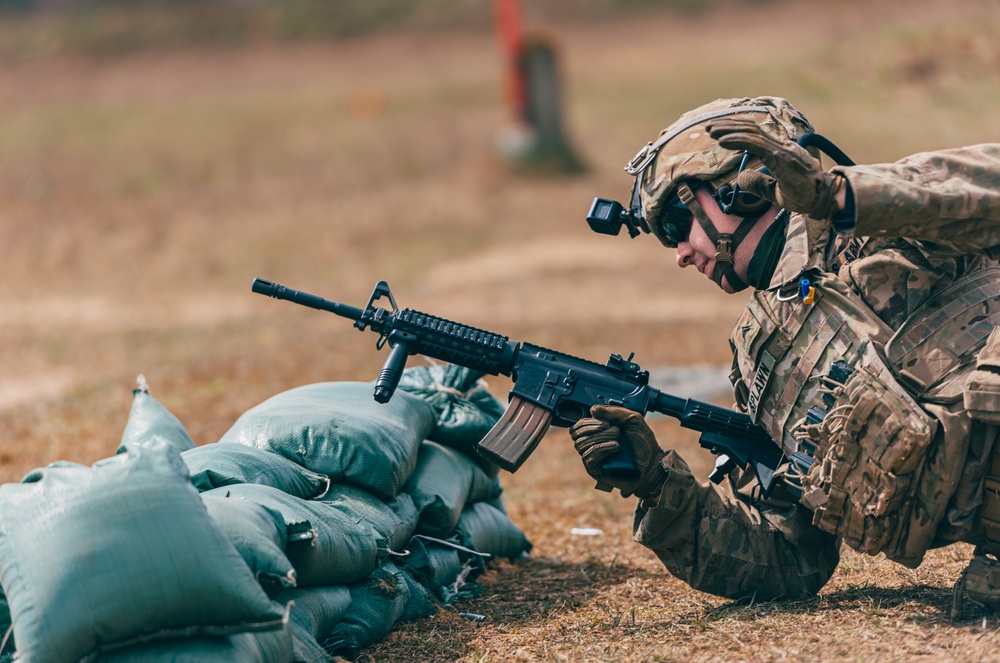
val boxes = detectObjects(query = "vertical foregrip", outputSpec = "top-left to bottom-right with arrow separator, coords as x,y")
373,341 -> 411,403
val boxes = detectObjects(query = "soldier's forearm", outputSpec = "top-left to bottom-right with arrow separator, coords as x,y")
632,459 -> 840,601
835,144 -> 1000,247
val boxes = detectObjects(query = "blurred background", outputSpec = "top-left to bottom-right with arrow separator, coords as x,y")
3,1 -> 1000,658
1,0 -> 998,489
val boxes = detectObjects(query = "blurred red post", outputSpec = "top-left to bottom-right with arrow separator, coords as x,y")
492,0 -> 585,173
494,0 -> 527,124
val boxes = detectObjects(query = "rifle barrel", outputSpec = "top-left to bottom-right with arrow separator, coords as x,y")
251,278 -> 364,321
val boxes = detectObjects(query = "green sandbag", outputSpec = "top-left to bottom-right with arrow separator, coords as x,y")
274,586 -> 352,663
283,619 -> 332,663
405,539 -> 463,592
0,439 -> 287,663
217,381 -> 435,499
402,536 -> 488,604
455,501 -> 532,560
202,494 -> 297,590
183,444 -> 330,499
323,561 -> 437,660
117,376 -> 196,455
403,440 -> 502,537
397,364 -> 505,471
98,620 -> 293,662
316,484 -> 419,553
0,593 -> 11,659
203,483 -> 378,588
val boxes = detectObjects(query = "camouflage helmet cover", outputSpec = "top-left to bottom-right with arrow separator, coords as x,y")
625,96 -> 815,245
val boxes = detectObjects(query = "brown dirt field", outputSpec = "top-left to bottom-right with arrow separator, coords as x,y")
3,0 -> 1000,659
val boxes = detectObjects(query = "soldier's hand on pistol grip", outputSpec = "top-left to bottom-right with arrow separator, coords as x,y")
569,405 -> 667,499
707,118 -> 845,221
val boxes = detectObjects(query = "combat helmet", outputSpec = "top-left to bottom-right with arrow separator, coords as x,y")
622,97 -> 814,290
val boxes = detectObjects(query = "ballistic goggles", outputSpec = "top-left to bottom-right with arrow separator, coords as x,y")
587,151 -> 770,247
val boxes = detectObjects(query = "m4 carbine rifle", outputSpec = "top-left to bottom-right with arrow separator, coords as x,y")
252,278 -> 787,496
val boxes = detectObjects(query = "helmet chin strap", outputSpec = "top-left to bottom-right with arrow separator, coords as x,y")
676,183 -> 759,292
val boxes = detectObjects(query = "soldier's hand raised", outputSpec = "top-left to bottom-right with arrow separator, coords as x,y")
707,118 -> 845,221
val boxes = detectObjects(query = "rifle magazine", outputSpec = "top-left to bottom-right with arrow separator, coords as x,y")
476,396 -> 553,473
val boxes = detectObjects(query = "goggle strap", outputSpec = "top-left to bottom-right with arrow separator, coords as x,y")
715,234 -> 734,264
718,265 -> 750,292
686,183 -> 762,292
713,221 -> 755,265
710,216 -> 761,289
686,186 -> 734,266
724,213 -> 759,255
676,182 -> 696,206
685,188 -> 718,244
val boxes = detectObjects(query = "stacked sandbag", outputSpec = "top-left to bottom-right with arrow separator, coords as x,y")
201,483 -> 380,588
317,484 -> 419,553
273,587 -> 352,663
211,367 -> 532,658
100,625 -> 295,663
0,366 -> 532,662
403,440 -> 503,536
216,381 -> 436,500
200,494 -> 299,591
322,560 -> 437,660
397,363 -> 506,465
0,439 -> 288,663
456,500 -> 533,561
403,536 -> 492,604
184,444 -> 330,499
116,374 -> 196,455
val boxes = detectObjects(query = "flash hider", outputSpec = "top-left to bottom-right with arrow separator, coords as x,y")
586,197 -> 641,238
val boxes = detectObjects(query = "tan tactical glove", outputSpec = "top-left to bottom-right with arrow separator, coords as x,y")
569,405 -> 667,499
707,118 -> 845,221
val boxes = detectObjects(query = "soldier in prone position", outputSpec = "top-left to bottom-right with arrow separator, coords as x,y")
571,96 -> 1000,612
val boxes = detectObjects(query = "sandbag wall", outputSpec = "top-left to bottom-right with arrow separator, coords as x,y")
0,365 -> 531,662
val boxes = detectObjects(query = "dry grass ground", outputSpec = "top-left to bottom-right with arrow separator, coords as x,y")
3,0 -> 1000,659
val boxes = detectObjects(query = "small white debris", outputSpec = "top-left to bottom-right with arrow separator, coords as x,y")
570,527 -> 603,537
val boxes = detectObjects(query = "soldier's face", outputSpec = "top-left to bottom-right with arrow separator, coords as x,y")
675,187 -> 772,293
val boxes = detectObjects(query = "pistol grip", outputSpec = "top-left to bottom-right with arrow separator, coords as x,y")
600,441 -> 640,480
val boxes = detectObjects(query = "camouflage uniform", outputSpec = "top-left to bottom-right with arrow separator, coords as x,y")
633,144 -> 1000,601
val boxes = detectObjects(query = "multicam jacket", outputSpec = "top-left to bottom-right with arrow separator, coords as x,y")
633,144 -> 1000,600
